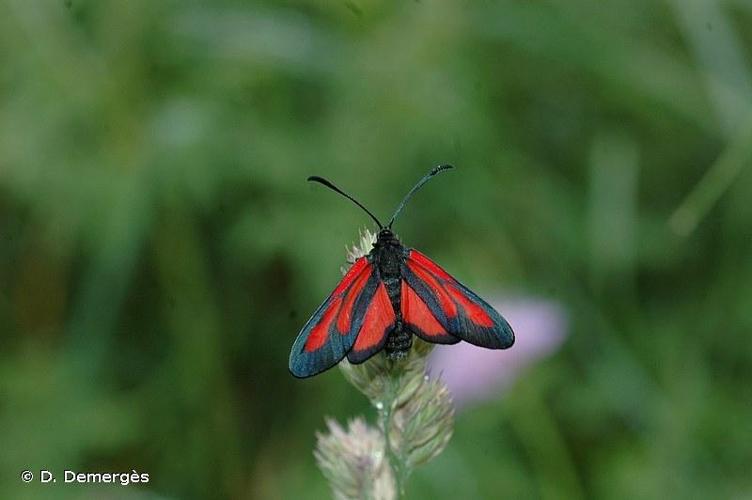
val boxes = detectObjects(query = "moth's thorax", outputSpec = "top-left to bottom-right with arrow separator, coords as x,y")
369,229 -> 407,272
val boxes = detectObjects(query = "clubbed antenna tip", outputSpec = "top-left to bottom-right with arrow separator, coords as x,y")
387,164 -> 454,228
432,164 -> 454,175
307,175 -> 384,229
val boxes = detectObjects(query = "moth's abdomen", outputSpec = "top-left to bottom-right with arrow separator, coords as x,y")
385,322 -> 412,359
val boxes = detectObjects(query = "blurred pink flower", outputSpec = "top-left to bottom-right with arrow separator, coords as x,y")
427,297 -> 568,409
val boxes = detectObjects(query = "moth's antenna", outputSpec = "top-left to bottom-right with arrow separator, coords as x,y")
387,164 -> 454,228
308,176 -> 383,229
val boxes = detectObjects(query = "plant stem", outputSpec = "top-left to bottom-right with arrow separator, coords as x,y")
379,371 -> 407,498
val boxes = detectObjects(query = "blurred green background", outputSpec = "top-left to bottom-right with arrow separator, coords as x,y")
2,0 -> 751,498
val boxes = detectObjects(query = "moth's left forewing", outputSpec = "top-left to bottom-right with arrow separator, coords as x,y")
289,257 -> 377,378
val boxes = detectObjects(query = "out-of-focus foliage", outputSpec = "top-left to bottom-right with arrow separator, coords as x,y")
1,0 -> 751,499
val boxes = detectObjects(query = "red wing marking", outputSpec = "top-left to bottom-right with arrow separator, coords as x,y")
401,282 -> 447,338
335,268 -> 372,334
351,282 -> 394,353
445,283 -> 494,327
333,258 -> 369,296
406,260 -> 458,318
410,250 -> 452,280
304,296 -> 342,352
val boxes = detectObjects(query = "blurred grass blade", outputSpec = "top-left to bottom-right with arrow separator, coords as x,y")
669,114 -> 752,236
475,2 -> 712,129
588,132 -> 639,289
668,0 -> 752,136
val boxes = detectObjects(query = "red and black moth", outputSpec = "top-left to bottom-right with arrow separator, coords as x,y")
289,165 -> 514,378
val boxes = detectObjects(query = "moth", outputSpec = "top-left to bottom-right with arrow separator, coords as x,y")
289,165 -> 514,378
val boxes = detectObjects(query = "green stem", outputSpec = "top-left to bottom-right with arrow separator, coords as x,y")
379,373 -> 407,498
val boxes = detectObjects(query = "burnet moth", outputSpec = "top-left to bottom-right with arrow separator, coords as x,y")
289,165 -> 514,378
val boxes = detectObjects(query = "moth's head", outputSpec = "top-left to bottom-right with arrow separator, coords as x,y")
376,228 -> 400,246
377,227 -> 393,239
